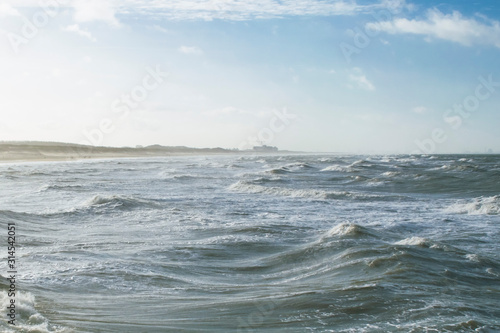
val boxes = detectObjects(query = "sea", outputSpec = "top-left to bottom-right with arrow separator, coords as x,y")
0,154 -> 499,332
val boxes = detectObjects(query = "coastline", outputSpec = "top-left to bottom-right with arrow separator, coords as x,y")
0,141 -> 297,164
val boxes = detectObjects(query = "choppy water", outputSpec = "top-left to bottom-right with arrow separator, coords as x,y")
1,154 -> 499,332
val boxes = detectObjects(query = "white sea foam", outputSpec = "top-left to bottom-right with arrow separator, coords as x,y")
323,223 -> 362,237
446,195 -> 500,215
228,181 -> 383,200
0,290 -> 69,332
284,162 -> 314,170
85,194 -> 160,208
37,183 -> 84,192
465,254 -> 481,262
394,237 -> 430,247
381,171 -> 400,177
320,160 -> 372,172
2,154 -> 499,332
486,268 -> 499,277
229,181 -> 339,199
320,164 -> 349,172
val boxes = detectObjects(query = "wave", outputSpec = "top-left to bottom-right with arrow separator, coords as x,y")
266,167 -> 291,175
81,194 -> 162,210
429,163 -> 485,173
284,162 -> 315,170
245,223 -> 385,275
350,159 -> 371,167
228,181 -> 386,201
161,174 -> 209,180
249,177 -> 284,184
227,163 -> 244,169
37,183 -> 84,192
229,181 -> 332,199
320,223 -> 379,239
393,237 -> 466,252
381,171 -> 401,178
1,194 -> 163,219
394,237 -> 433,247
445,195 -> 500,215
0,289 -> 70,332
264,163 -> 315,175
320,164 -> 351,172
323,223 -> 364,237
320,160 -> 371,173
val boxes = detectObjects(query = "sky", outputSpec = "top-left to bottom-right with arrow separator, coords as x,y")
0,0 -> 499,153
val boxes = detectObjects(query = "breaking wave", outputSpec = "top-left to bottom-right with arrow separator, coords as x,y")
81,194 -> 162,210
445,195 -> 500,215
394,236 -> 433,247
0,288 -> 70,332
228,181 -> 388,201
37,183 -> 84,192
320,223 -> 378,239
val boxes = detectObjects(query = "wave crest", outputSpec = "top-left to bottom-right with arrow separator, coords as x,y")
82,194 -> 161,210
38,184 -> 84,192
320,164 -> 351,172
229,181 -> 393,201
322,223 -> 367,237
229,181 -> 335,199
394,237 -> 431,247
0,290 -> 69,332
446,195 -> 500,215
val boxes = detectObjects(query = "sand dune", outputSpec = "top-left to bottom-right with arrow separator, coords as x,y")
0,141 -> 240,163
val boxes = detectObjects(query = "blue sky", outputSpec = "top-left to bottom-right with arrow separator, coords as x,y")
0,0 -> 499,153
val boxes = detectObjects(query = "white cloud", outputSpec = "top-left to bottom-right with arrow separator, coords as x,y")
348,68 -> 375,91
64,24 -> 96,42
412,106 -> 427,114
5,0 -> 410,22
2,0 -> 120,26
179,46 -> 204,55
367,9 -> 500,48
0,3 -> 20,17
116,0 -> 408,21
73,0 -> 120,27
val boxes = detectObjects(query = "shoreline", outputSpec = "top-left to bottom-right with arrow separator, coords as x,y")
0,141 -> 303,164
0,152 -> 242,164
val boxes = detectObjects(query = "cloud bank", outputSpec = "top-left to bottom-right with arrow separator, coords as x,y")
6,0 -> 408,22
367,9 -> 500,48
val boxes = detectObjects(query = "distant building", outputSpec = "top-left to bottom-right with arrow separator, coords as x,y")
252,145 -> 278,152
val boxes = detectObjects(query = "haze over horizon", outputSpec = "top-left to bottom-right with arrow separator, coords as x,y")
1,0 -> 499,154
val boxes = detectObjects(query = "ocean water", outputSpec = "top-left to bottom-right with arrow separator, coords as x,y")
0,154 -> 499,332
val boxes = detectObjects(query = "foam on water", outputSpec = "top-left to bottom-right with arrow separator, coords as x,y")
228,180 -> 339,199
394,236 -> 431,247
228,180 -> 390,201
322,223 -> 369,238
320,164 -> 350,172
0,290 -> 70,332
84,194 -> 161,209
1,154 -> 499,332
446,195 -> 500,215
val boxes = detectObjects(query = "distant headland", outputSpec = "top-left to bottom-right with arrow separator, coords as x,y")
0,141 -> 289,163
